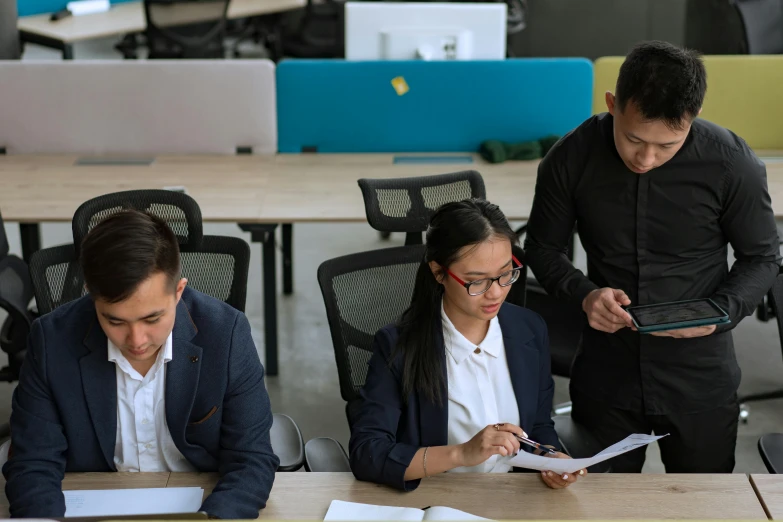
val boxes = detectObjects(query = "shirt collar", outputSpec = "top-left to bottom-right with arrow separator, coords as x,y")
441,302 -> 502,364
108,332 -> 174,367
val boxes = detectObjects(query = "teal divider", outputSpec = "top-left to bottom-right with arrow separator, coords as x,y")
277,58 -> 594,153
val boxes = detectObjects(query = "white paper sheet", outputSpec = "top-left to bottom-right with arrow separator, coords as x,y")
504,433 -> 667,474
63,487 -> 204,518
324,500 -> 489,522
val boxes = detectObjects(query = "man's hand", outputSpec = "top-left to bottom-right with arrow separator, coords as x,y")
650,325 -> 717,338
582,288 -> 633,333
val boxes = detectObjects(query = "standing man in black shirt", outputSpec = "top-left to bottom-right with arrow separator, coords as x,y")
524,40 -> 781,472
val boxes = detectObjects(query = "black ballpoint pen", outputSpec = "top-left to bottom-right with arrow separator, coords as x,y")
514,434 -> 557,455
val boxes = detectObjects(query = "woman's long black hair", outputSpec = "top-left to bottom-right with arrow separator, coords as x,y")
392,198 -> 518,405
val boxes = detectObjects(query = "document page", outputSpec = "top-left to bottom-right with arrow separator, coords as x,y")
63,487 -> 204,518
324,500 -> 425,521
504,433 -> 667,474
324,500 -> 489,522
423,506 -> 491,521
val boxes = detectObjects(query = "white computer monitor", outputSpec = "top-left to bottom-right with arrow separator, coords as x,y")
344,2 -> 507,61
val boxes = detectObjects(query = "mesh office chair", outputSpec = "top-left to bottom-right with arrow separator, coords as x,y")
143,0 -> 230,59
72,190 -> 204,256
517,224 -> 583,415
317,244 -> 608,472
357,171 -> 487,246
744,267 -> 783,423
0,210 -> 36,381
358,171 -> 527,308
71,190 -> 248,312
30,238 -> 251,315
313,244 -> 427,471
757,268 -> 783,472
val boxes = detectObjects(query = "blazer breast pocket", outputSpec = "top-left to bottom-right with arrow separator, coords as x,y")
188,406 -> 219,426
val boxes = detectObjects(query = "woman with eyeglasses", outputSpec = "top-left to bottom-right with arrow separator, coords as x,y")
349,198 -> 585,491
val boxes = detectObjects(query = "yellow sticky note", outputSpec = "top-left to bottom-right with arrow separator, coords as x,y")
391,76 -> 409,96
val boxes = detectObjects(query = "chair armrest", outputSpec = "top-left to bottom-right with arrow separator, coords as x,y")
304,437 -> 350,472
271,413 -> 305,472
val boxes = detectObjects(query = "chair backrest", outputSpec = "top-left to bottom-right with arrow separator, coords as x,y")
357,171 -> 486,244
30,236 -> 250,314
0,209 -> 8,258
766,267 -> 783,349
29,244 -> 84,316
317,245 -> 425,406
144,0 -> 230,59
180,235 -> 250,312
72,189 -> 204,258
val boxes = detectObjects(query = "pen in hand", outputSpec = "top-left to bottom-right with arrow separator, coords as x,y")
514,434 -> 557,455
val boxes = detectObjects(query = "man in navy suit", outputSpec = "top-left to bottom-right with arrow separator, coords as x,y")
3,209 -> 279,519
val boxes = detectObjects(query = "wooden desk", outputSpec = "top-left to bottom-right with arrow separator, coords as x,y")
2,152 -> 783,377
0,472 -> 170,518
751,474 -> 783,519
168,471 -> 768,520
17,0 -> 305,59
3,152 -> 782,223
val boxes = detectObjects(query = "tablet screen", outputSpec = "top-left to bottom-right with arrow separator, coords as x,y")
629,300 -> 725,327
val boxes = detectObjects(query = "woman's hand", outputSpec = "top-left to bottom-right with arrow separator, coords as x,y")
457,423 -> 525,468
539,451 -> 586,489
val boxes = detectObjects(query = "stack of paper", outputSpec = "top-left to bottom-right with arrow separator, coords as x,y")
63,487 -> 204,518
504,433 -> 667,473
324,500 -> 490,521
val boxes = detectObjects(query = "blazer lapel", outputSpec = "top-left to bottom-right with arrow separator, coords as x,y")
80,319 -> 118,470
418,316 -> 448,447
165,299 -> 202,449
497,305 -> 539,431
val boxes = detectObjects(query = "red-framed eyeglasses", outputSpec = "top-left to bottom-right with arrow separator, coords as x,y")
446,256 -> 523,296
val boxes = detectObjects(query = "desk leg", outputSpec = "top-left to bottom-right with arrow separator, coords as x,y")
239,223 -> 279,377
62,44 -> 73,59
19,223 -> 41,263
282,223 -> 293,295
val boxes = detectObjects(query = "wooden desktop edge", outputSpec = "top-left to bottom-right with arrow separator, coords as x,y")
750,474 -> 775,521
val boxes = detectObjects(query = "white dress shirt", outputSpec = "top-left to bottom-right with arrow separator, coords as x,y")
442,304 -> 520,473
109,333 -> 195,472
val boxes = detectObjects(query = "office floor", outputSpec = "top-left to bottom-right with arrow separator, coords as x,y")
5,39 -> 783,475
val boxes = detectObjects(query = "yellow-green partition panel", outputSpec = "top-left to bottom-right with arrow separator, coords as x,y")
593,55 -> 783,151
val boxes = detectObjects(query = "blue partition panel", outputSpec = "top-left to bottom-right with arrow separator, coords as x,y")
276,58 -> 593,153
18,0 -> 135,17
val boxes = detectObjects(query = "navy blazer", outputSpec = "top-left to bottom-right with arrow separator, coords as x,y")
2,287 -> 279,519
349,302 -> 559,491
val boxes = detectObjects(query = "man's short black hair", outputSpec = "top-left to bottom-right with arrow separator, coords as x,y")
615,40 -> 707,130
80,209 -> 181,303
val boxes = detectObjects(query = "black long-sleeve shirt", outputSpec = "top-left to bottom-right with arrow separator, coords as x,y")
524,113 -> 781,414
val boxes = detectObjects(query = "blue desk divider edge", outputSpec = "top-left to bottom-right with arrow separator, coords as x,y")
18,0 -> 135,17
277,58 -> 594,154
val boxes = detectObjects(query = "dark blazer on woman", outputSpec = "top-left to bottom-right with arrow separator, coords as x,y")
349,302 -> 560,491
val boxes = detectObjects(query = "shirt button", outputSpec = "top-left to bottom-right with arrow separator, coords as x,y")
142,419 -> 149,425
474,347 -> 481,354
145,443 -> 153,450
